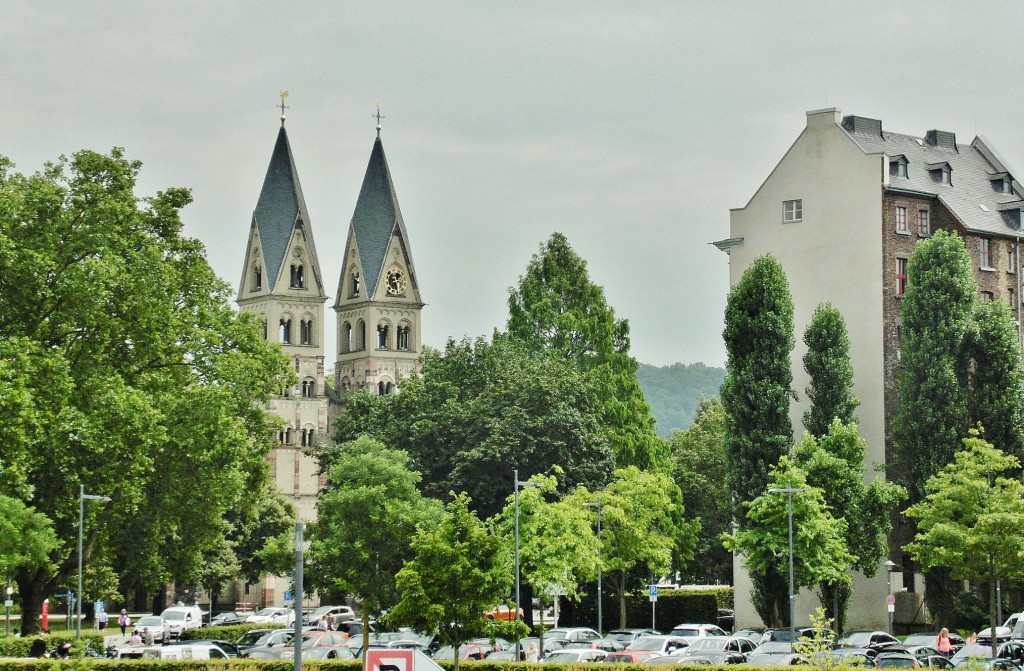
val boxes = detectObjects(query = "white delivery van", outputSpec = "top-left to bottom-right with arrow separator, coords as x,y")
161,605 -> 205,639
117,644 -> 230,660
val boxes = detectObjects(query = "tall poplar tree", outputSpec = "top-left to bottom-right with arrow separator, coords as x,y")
966,300 -> 1024,465
720,254 -> 795,626
802,303 -> 859,438
507,232 -> 665,470
892,230 -> 975,506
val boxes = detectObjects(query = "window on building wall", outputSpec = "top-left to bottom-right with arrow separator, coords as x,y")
980,238 -> 992,269
378,381 -> 387,395
397,325 -> 411,350
285,427 -> 293,444
1009,288 -> 1016,310
280,318 -> 292,343
351,272 -> 361,297
300,319 -> 313,345
981,291 -> 994,303
783,199 -> 802,223
301,379 -> 316,398
890,157 -> 908,178
896,258 -> 908,296
895,206 -> 909,233
290,264 -> 305,288
1008,249 -> 1017,274
253,266 -> 262,291
358,322 -> 366,351
377,324 -> 389,349
917,209 -> 930,236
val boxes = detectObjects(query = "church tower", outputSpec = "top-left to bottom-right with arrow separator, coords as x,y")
236,108 -> 329,528
333,121 -> 424,397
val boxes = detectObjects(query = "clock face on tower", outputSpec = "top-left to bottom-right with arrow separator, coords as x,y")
386,268 -> 407,296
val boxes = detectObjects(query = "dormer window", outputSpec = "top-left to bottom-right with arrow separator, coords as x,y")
889,156 -> 909,179
990,173 -> 1014,194
290,264 -> 305,289
926,162 -> 952,185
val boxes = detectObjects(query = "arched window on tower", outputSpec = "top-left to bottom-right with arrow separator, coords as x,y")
252,265 -> 262,291
342,322 -> 352,353
377,324 -> 389,349
351,271 -> 361,297
284,427 -> 293,445
261,318 -> 268,340
356,320 -> 366,351
280,318 -> 292,343
300,319 -> 313,345
301,378 -> 316,398
378,381 -> 386,395
397,324 -> 411,351
290,264 -> 305,288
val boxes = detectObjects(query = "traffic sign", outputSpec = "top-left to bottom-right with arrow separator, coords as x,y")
649,585 -> 658,602
886,595 -> 896,606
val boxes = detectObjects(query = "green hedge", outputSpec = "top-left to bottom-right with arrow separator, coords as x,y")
0,633 -> 104,658
180,623 -> 285,642
562,587 -> 731,632
0,662 -> 738,671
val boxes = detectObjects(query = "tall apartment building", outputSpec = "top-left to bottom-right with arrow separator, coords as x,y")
715,107 -> 1022,629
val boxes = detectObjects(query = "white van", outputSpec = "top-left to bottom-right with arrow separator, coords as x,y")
161,606 -> 205,639
117,644 -> 230,660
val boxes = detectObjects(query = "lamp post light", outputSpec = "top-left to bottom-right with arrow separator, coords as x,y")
583,498 -> 602,635
514,470 -> 542,661
78,485 -> 111,639
882,560 -> 897,635
767,484 -> 809,645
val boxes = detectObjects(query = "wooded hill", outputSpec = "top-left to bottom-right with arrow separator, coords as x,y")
636,362 -> 725,436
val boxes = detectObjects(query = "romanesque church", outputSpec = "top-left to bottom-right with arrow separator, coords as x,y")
234,110 -> 424,605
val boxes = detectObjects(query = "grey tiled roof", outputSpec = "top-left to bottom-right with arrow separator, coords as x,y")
349,136 -> 418,297
841,117 -> 1023,237
252,125 -> 325,295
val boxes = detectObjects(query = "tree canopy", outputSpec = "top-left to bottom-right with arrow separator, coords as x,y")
0,149 -> 292,631
507,232 -> 665,469
330,335 -> 614,519
802,303 -> 858,438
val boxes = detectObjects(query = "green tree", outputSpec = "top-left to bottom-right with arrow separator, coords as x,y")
0,150 -> 291,631
585,467 -> 696,629
330,335 -> 614,519
802,303 -> 859,438
0,496 -> 58,580
966,300 -> 1024,465
507,232 -> 665,469
893,230 -> 976,505
497,474 -> 599,633
389,493 -> 510,671
905,432 -> 1024,660
793,421 -> 906,629
307,437 -> 442,655
720,254 -> 795,625
722,458 -> 855,627
669,397 -> 731,584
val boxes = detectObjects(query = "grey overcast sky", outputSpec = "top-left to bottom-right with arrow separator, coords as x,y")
5,1 -> 1023,368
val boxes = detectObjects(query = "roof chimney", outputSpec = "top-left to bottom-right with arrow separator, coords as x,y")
841,115 -> 883,137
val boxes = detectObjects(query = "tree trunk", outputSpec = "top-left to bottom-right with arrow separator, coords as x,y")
16,566 -> 58,636
614,570 -> 628,629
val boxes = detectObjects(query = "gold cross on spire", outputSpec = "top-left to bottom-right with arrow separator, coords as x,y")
279,91 -> 290,125
373,102 -> 385,137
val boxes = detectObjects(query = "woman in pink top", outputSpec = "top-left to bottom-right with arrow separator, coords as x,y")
937,628 -> 952,655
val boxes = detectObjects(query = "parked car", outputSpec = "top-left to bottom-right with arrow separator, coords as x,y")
904,633 -> 966,654
952,642 -> 1024,667
168,638 -> 240,657
236,629 -> 294,656
485,604 -> 523,621
303,605 -> 355,628
608,629 -> 661,644
280,646 -> 356,661
626,635 -> 691,655
678,635 -> 758,660
604,651 -> 665,663
836,631 -> 900,654
544,648 -> 608,663
828,648 -> 875,666
673,650 -> 746,665
133,615 -> 171,643
876,652 -> 922,669
564,639 -> 626,652
668,623 -> 728,643
746,651 -> 809,666
245,607 -> 294,626
433,642 -> 501,660
209,611 -> 244,627
161,606 -> 205,639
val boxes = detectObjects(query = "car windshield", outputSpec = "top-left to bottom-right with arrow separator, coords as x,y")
629,637 -> 667,651
546,652 -> 582,662
138,617 -> 162,625
689,639 -> 727,651
308,606 -> 336,618
674,629 -> 700,637
253,608 -> 278,617
163,612 -> 185,621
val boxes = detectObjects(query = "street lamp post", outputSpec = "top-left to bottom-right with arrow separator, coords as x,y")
78,485 -> 111,639
767,484 -> 809,645
514,470 -> 541,660
882,560 -> 897,635
583,499 -> 602,635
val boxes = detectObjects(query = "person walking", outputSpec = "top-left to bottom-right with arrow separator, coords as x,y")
118,609 -> 131,635
937,628 -> 953,656
96,609 -> 108,632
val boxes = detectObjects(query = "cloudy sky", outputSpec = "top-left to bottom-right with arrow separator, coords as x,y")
5,2 -> 1023,367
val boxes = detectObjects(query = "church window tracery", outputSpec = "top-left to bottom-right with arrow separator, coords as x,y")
280,318 -> 292,343
290,264 -> 305,288
377,323 -> 390,349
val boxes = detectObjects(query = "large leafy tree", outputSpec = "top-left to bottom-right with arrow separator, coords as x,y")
0,150 -> 291,632
802,304 -> 859,438
330,335 -> 614,519
793,421 -> 906,630
893,230 -> 975,505
584,467 -> 696,629
966,300 -> 1024,465
669,397 -> 731,584
389,493 -> 511,671
507,232 -> 665,469
905,433 -> 1024,660
307,437 -> 442,654
720,254 -> 795,624
722,458 -> 855,627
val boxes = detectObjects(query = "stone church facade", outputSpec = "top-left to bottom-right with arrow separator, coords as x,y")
234,114 -> 423,606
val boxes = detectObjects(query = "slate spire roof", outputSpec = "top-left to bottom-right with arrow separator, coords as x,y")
252,123 -> 325,295
349,135 -> 418,298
